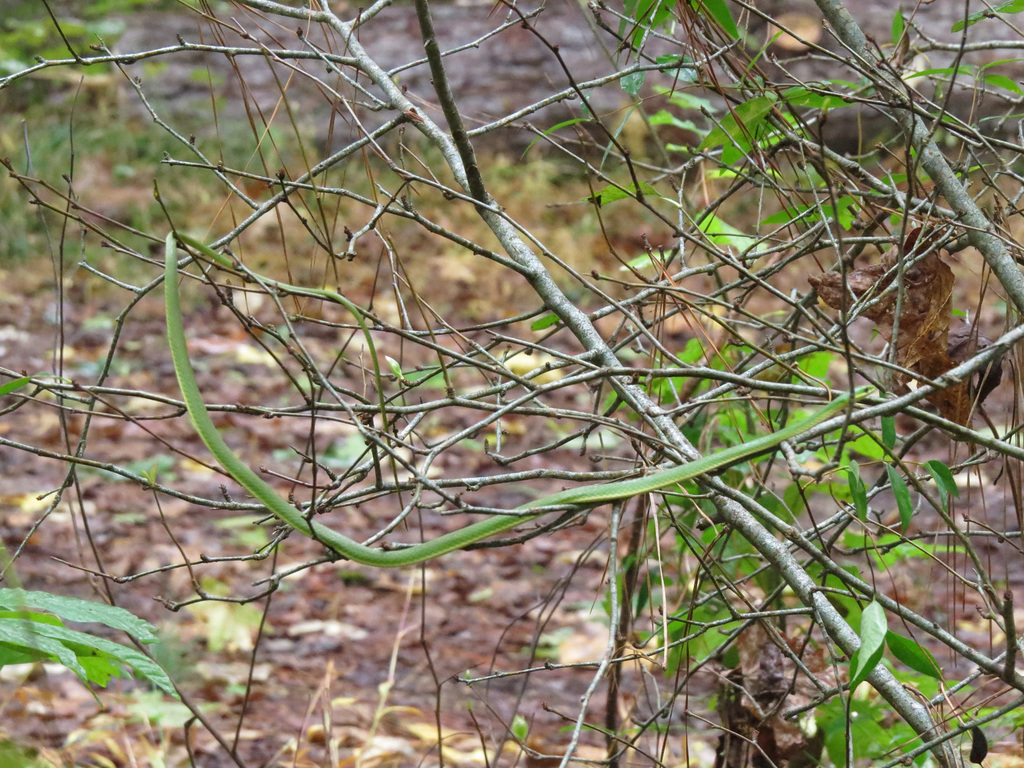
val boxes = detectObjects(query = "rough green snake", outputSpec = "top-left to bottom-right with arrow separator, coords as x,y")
164,233 -> 866,567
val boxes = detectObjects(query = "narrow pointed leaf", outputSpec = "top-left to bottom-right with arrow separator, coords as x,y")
849,601 -> 887,689
885,466 -> 914,531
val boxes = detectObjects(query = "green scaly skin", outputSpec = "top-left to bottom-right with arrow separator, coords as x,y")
164,233 -> 867,567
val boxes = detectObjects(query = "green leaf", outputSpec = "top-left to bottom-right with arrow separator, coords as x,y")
780,86 -> 849,111
648,112 -> 702,133
0,376 -> 31,397
0,642 -> 40,667
885,630 -> 942,679
697,214 -> 756,252
384,355 -> 403,380
404,368 -> 445,389
881,415 -> 895,450
698,94 -> 778,153
530,313 -> 560,332
846,461 -> 868,521
655,54 -> 698,83
908,65 -> 973,81
586,181 -> 660,207
691,0 -> 738,39
952,0 -> 1024,32
796,350 -> 832,379
843,432 -> 885,461
760,195 -> 858,231
891,9 -> 905,45
620,71 -> 645,96
8,620 -> 177,697
984,73 -> 1023,95
659,88 -> 715,113
0,591 -> 177,699
78,653 -> 126,688
925,459 -> 959,508
886,466 -> 914,531
849,601 -> 887,689
0,589 -> 158,642
679,337 -> 705,364
510,714 -> 529,742
0,618 -> 89,680
623,0 -> 674,45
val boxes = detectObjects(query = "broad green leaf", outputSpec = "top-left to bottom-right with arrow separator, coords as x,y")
656,54 -> 698,83
849,601 -> 887,689
691,0 -> 738,38
697,214 -> 756,251
886,466 -> 914,530
0,618 -> 88,680
0,591 -> 176,699
761,196 -> 857,231
909,65 -> 973,81
984,73 -> 1023,95
760,205 -> 811,228
623,0 -> 674,45
832,196 -> 859,229
0,643 -> 39,666
846,461 -> 868,521
0,589 -> 158,642
698,93 -> 778,153
820,699 -> 915,766
404,368 -> 445,388
925,459 -> 959,508
649,112 -> 702,133
510,714 -> 529,742
885,630 -> 942,679
780,86 -> 849,111
891,9 -> 905,45
586,181 -> 660,207
881,415 -> 896,450
844,432 -> 885,461
0,376 -> 31,397
78,653 -> 126,688
679,337 -> 705,364
658,88 -> 715,112
8,620 -> 177,697
620,71 -> 645,96
796,350 -> 831,379
0,610 -> 62,627
384,355 -> 403,380
530,313 -> 560,331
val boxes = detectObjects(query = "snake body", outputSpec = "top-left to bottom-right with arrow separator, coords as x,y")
164,233 -> 864,567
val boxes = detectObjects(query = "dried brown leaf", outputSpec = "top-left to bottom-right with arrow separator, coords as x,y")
718,625 -> 825,766
809,233 -> 972,424
948,323 -> 1004,405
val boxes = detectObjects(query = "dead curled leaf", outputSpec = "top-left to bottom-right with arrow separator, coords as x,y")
808,230 -> 990,425
715,624 -> 835,767
948,323 -> 1003,405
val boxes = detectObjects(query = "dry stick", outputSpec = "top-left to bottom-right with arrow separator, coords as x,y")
412,0 -> 487,205
605,499 -> 647,768
1003,589 -> 1017,684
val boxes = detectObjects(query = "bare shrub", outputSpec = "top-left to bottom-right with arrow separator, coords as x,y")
2,1 -> 1024,766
